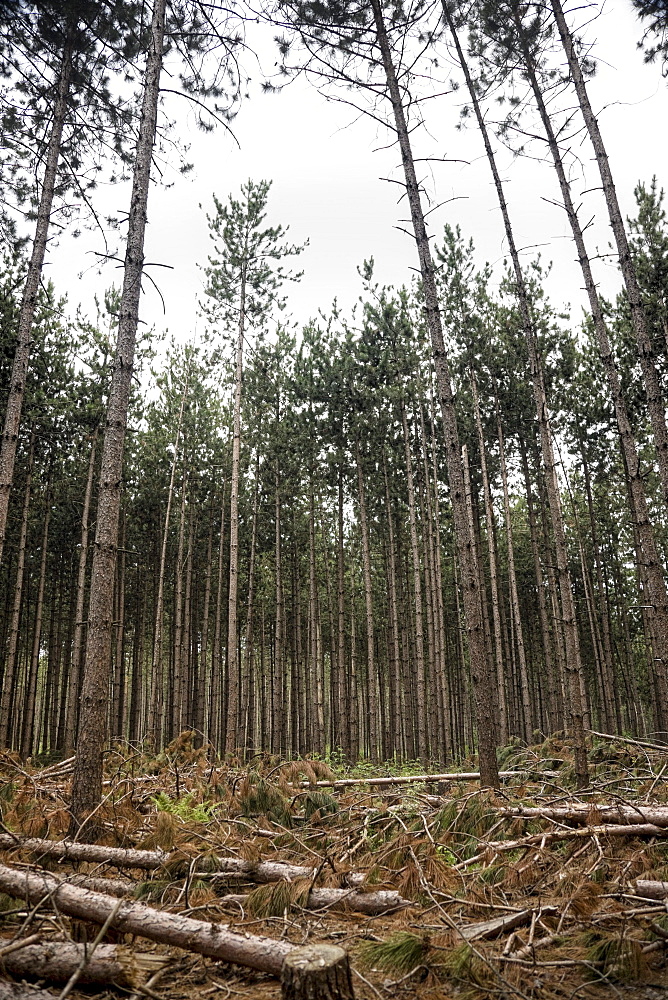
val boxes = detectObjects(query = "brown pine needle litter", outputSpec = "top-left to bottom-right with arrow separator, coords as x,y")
0,733 -> 667,1000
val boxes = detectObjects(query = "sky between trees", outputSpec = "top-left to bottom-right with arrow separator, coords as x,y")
41,0 -> 667,347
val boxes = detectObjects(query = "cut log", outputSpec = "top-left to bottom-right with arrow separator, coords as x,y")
0,942 -> 166,988
0,863 -> 294,976
0,837 -> 165,870
0,837 -> 364,887
634,879 -> 668,900
221,886 -> 411,915
281,944 -> 355,1000
0,983 -> 58,1000
499,804 -> 668,827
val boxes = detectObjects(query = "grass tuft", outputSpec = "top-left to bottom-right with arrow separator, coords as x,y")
358,931 -> 430,974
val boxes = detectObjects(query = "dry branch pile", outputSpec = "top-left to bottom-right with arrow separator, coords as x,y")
1,732 -> 668,1000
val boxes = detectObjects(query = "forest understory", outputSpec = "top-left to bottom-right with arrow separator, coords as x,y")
1,732 -> 668,1000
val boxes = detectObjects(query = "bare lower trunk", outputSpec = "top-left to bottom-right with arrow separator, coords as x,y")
371,0 -> 498,786
355,440 -> 378,761
471,378 -> 506,744
0,29 -> 74,564
63,428 -> 98,753
20,478 -> 51,758
400,400 -> 427,761
0,434 -> 34,747
69,0 -> 167,836
226,268 -> 246,754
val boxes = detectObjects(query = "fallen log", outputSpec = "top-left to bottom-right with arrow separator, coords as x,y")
499,803 -> 668,827
221,886 -> 411,916
0,942 -> 166,988
281,944 -> 355,1000
0,837 -> 165,870
634,879 -> 668,900
0,837 -> 364,887
455,822 -> 666,869
294,770 -> 559,790
0,863 -> 294,976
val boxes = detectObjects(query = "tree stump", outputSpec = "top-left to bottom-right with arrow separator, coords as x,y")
281,944 -> 355,1000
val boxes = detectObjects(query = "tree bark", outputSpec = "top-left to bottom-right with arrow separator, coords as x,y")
0,433 -> 33,748
63,428 -> 98,753
0,864 -> 294,976
69,0 -> 167,836
0,942 -> 165,988
20,476 -> 51,758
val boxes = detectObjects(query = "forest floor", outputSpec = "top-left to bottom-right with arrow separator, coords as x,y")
1,733 -> 668,1000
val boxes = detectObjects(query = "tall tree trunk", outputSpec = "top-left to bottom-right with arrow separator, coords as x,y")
209,491 -> 226,749
445,9 -> 586,784
69,0 -> 167,835
20,477 -> 51,759
273,463 -> 284,754
0,27 -> 74,565
170,472 -> 188,741
550,0 -> 668,507
400,400 -> 427,761
495,402 -> 531,740
371,0 -> 499,786
112,518 -> 126,739
63,428 -> 98,754
355,440 -> 378,761
226,263 -> 247,754
0,433 -> 34,748
511,6 -> 668,736
471,377 -> 506,744
148,372 -> 190,743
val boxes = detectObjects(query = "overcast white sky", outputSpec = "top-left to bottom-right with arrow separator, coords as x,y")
44,0 -> 668,349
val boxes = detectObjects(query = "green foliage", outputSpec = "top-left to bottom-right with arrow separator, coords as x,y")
151,792 -> 219,824
358,931 -> 429,974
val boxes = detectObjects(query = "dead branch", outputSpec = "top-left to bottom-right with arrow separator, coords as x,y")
455,822 -> 666,869
635,879 -> 668,900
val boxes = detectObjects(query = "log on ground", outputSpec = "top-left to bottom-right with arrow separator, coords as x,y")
0,942 -> 166,987
0,863 -> 294,976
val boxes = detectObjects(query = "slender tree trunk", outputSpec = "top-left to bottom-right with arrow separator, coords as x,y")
69,0 -> 167,835
371,0 -> 498,786
273,463 -> 284,754
511,6 -> 668,737
63,428 -> 98,753
170,472 -> 188,741
20,477 -> 51,758
400,400 -> 428,761
226,264 -> 247,754
336,467 -> 347,755
445,9 -> 586,783
112,519 -> 126,739
209,489 -> 226,749
549,0 -> 668,507
518,436 -> 558,732
355,440 -> 378,761
195,517 -> 213,740
471,377 -> 506,744
241,462 -> 259,753
495,403 -> 531,740
0,434 -> 34,748
0,28 -> 75,565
